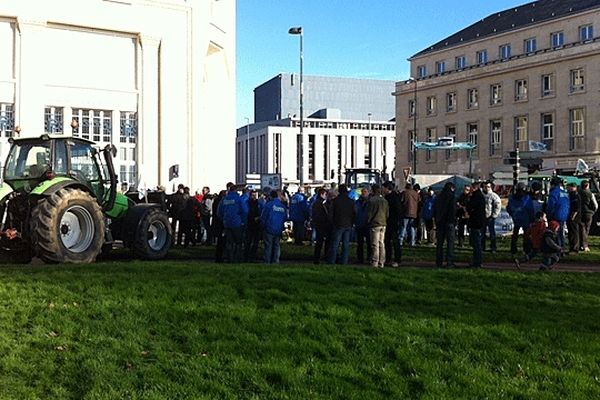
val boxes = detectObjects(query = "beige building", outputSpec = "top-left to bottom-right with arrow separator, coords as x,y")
0,0 -> 235,192
394,0 -> 600,183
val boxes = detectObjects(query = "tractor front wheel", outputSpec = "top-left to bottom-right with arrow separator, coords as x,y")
31,188 -> 105,263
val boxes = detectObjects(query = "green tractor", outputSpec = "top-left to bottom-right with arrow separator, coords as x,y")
0,134 -> 172,263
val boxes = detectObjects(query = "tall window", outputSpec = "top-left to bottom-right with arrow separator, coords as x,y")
476,50 -> 488,65
455,55 -> 466,70
446,125 -> 457,160
0,103 -> 15,138
119,111 -> 137,144
308,134 -> 315,180
580,24 -> 594,41
551,31 -> 564,48
570,108 -> 585,151
515,79 -> 528,101
44,107 -> 64,134
417,65 -> 427,78
408,99 -> 416,117
524,38 -> 537,54
490,120 -> 502,156
426,128 -> 436,161
323,135 -> 329,180
446,92 -> 457,112
273,133 -> 281,173
570,68 -> 585,93
72,108 -> 112,144
467,88 -> 479,109
515,116 -> 528,151
541,113 -> 554,151
426,96 -> 437,116
435,61 -> 446,74
490,84 -> 502,105
499,44 -> 511,60
467,123 -> 478,156
364,137 -> 373,168
336,135 -> 343,177
542,74 -> 555,97
408,130 -> 415,162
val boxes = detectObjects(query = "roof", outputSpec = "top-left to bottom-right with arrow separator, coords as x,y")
412,0 -> 600,58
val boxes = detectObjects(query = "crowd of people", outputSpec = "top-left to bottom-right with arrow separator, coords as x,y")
162,176 -> 597,270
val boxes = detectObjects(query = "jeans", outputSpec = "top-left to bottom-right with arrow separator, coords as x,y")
436,223 -> 455,267
355,225 -> 371,263
313,226 -> 332,264
263,232 -> 281,264
399,218 -> 416,246
328,227 -> 351,264
244,227 -> 261,262
292,221 -> 305,245
542,253 -> 560,268
470,228 -> 483,267
385,225 -> 402,264
567,218 -> 580,252
224,226 -> 243,263
556,220 -> 566,249
510,224 -> 527,254
369,226 -> 386,266
202,216 -> 213,244
481,217 -> 497,252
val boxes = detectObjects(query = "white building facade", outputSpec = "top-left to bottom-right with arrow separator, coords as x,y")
0,0 -> 235,192
236,118 -> 396,185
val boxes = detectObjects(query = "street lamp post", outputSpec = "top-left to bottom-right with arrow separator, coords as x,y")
407,77 -> 418,174
244,117 -> 250,175
289,26 -> 304,188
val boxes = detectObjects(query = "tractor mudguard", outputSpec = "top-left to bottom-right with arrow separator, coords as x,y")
105,192 -> 131,219
30,177 -> 88,196
117,203 -> 162,245
0,184 -> 14,204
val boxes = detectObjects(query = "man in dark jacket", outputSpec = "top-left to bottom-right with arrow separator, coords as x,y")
244,190 -> 262,262
466,181 -> 486,268
567,182 -> 581,253
456,185 -> 471,247
354,188 -> 371,264
383,181 -> 402,267
311,188 -> 332,264
212,190 -> 227,263
327,184 -> 356,265
434,182 -> 456,268
579,180 -> 597,252
168,184 -> 186,245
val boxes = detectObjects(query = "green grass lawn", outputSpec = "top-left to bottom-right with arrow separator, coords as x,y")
1,261 -> 599,399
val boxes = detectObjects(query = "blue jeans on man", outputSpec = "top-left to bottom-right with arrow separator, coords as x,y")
436,223 -> 455,268
328,227 -> 352,264
224,226 -> 243,263
263,232 -> 281,264
481,217 -> 497,252
470,228 -> 483,267
399,218 -> 416,246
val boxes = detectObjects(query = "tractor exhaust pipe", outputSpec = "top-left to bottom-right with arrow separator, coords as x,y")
102,145 -> 118,212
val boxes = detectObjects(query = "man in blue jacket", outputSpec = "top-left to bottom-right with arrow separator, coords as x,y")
545,177 -> 570,249
217,185 -> 248,263
507,182 -> 535,255
261,190 -> 288,264
289,187 -> 309,246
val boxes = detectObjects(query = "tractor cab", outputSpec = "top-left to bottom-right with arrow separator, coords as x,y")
3,135 -> 114,204
344,168 -> 383,200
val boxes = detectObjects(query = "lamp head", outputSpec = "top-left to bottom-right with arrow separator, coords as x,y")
288,27 -> 303,35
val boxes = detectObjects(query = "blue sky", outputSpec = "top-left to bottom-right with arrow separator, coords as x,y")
236,0 -> 526,126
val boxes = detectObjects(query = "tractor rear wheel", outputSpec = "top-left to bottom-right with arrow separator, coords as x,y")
132,208 -> 172,260
31,188 -> 105,263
